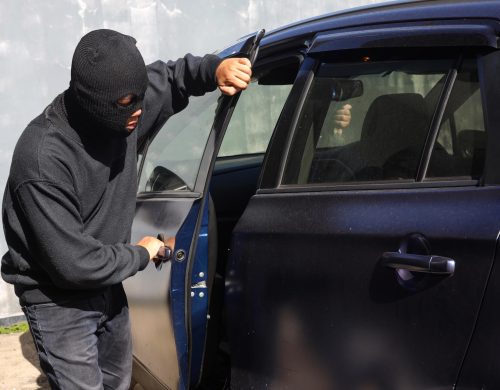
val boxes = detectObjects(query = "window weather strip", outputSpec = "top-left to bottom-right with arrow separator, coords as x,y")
416,55 -> 462,182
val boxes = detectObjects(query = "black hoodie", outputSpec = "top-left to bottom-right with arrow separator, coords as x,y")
1,54 -> 222,305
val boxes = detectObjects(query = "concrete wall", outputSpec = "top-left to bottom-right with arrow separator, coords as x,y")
0,0 -> 387,319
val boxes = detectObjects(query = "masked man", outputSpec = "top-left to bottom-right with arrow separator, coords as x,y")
1,29 -> 251,389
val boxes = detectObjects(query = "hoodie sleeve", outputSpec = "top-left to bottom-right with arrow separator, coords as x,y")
138,53 -> 222,144
14,180 -> 150,290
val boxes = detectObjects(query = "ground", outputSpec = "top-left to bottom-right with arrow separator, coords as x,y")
0,331 -> 49,390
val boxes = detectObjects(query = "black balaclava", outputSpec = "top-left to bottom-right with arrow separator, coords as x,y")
65,29 -> 148,138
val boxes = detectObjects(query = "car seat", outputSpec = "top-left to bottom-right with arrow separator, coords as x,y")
358,93 -> 431,180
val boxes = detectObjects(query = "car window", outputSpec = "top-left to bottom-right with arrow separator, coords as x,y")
282,58 -> 453,185
218,83 -> 292,157
218,60 -> 298,157
137,90 -> 220,193
427,59 -> 485,180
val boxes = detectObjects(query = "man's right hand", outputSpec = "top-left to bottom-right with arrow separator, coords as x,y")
135,236 -> 165,261
334,104 -> 352,129
216,58 -> 252,96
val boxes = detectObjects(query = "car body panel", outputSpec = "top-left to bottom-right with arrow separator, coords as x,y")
456,234 -> 500,389
227,187 -> 500,388
259,0 -> 500,54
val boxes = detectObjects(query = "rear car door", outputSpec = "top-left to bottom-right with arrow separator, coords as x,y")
227,22 -> 500,389
124,31 -> 264,390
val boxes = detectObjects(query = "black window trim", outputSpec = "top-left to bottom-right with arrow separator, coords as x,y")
137,191 -> 202,200
259,57 -> 318,189
275,57 -> 318,185
416,54 -> 462,181
258,179 -> 479,195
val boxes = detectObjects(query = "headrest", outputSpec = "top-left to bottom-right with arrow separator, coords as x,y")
361,93 -> 430,141
357,93 -> 431,173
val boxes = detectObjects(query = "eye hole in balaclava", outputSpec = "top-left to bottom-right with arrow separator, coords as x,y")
117,94 -> 139,108
66,29 -> 148,138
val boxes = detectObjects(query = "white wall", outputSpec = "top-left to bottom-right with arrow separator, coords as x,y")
0,0 -> 388,318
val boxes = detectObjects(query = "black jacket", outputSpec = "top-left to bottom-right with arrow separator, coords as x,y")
1,54 -> 221,305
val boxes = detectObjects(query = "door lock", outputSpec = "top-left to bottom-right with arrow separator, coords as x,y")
175,249 -> 186,262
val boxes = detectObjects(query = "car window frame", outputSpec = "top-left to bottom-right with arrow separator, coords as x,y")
259,48 -> 491,194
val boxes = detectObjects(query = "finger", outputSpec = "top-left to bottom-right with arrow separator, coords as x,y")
343,104 -> 352,110
166,237 -> 175,249
237,57 -> 252,67
226,77 -> 248,90
337,106 -> 351,113
335,114 -> 349,122
219,85 -> 239,96
233,69 -> 252,83
335,120 -> 350,128
234,63 -> 252,76
335,110 -> 350,117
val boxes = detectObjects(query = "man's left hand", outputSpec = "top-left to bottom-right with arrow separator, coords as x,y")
216,58 -> 252,96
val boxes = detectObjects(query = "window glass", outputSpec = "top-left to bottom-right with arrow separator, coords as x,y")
218,60 -> 299,157
218,82 -> 292,157
427,59 -> 485,180
138,90 -> 220,192
282,59 -> 452,185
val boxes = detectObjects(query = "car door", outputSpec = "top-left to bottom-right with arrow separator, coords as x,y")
124,31 -> 264,390
226,23 -> 500,389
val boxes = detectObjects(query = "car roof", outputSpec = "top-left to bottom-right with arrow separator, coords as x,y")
259,0 -> 500,50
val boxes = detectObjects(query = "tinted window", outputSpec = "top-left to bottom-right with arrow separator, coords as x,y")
283,59 -> 452,185
427,59 -> 485,180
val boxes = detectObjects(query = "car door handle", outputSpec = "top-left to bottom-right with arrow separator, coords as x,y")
381,252 -> 456,275
154,233 -> 173,270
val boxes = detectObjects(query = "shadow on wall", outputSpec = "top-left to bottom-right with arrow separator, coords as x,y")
20,331 -> 50,390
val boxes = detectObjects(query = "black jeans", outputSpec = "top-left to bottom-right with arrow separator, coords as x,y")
22,284 -> 132,390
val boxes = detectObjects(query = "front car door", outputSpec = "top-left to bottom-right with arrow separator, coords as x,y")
227,21 -> 500,389
124,31 -> 264,390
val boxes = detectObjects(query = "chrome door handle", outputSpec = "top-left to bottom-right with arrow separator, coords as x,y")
381,252 -> 455,275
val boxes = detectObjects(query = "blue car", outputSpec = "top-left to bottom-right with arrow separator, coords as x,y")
126,1 -> 500,388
